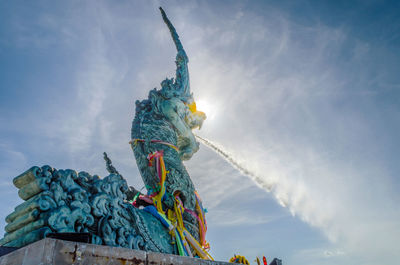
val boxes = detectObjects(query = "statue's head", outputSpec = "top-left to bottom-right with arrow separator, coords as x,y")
160,77 -> 192,103
158,80 -> 206,129
185,100 -> 206,130
159,78 -> 174,100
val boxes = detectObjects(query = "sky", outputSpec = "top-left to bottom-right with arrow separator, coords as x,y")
0,1 -> 399,264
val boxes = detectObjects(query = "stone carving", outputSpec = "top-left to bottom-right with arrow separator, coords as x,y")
1,165 -> 174,253
0,7 -> 208,258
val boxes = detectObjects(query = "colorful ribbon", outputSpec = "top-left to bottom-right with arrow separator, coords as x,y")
129,138 -> 179,152
129,139 -> 212,259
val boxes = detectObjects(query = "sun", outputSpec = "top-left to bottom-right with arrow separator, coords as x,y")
195,99 -> 217,120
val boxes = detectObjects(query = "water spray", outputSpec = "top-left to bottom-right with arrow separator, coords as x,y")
195,135 -> 275,193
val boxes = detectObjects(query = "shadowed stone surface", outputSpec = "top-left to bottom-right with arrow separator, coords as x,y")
0,238 -> 232,265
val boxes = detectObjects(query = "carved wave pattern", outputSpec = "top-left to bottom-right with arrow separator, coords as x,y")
1,166 -> 175,254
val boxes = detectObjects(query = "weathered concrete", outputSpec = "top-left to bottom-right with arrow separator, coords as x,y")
147,251 -> 231,265
0,238 -> 232,265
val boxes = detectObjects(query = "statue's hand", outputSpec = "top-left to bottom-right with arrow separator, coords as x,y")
177,135 -> 190,148
178,135 -> 199,161
186,111 -> 206,130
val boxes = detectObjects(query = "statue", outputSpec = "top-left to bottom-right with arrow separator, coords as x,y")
0,7 -> 211,259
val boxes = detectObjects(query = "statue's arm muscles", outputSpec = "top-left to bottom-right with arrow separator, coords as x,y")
159,7 -> 190,96
161,99 -> 198,160
174,51 -> 189,95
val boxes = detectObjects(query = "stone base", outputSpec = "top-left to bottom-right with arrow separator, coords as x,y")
0,238 -> 231,265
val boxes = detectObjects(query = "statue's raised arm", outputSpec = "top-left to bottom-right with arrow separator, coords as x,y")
159,7 -> 187,59
159,7 -> 190,102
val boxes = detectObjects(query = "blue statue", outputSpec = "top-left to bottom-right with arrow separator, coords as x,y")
0,7 -> 210,259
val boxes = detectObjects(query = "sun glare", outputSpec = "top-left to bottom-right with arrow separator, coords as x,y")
195,99 -> 217,120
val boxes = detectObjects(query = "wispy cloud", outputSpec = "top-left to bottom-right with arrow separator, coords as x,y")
181,5 -> 400,263
1,1 -> 399,264
208,208 -> 283,227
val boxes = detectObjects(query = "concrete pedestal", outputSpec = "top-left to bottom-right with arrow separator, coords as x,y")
0,238 -> 231,265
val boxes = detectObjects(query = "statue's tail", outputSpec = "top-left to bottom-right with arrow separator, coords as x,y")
103,152 -> 120,175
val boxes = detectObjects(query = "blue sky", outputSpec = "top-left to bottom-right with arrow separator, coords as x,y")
0,1 -> 399,264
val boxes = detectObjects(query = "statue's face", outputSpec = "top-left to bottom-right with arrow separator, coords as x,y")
185,101 -> 206,130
